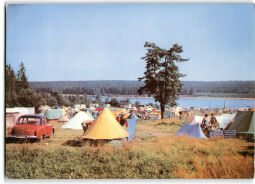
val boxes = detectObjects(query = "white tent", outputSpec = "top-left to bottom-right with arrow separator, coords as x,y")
62,111 -> 94,130
86,111 -> 94,120
191,115 -> 204,125
191,114 -> 236,129
216,114 -> 236,129
6,107 -> 34,115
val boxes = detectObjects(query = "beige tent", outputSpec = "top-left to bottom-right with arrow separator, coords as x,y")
83,108 -> 129,140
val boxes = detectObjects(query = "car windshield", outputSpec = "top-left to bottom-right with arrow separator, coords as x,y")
17,117 -> 41,125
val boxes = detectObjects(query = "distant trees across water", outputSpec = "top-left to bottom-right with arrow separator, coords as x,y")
30,80 -> 255,98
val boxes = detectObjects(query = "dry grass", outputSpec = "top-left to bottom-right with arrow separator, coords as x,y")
5,116 -> 254,179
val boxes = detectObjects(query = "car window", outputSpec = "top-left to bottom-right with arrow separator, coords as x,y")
17,117 -> 28,124
27,118 -> 41,125
42,118 -> 47,124
17,117 -> 41,125
23,118 -> 28,124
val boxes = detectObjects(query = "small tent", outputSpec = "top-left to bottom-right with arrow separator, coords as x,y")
226,111 -> 254,135
62,111 -> 94,130
46,109 -> 62,122
86,111 -> 95,120
83,108 -> 129,140
163,111 -> 174,118
58,115 -> 70,122
127,113 -> 138,142
176,123 -> 206,139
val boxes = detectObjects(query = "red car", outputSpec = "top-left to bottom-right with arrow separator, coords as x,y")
8,114 -> 55,141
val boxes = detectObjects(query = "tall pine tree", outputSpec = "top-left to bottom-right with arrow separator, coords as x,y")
138,42 -> 189,119
17,62 -> 29,89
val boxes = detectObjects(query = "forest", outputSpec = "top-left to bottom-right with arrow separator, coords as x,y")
30,80 -> 255,98
5,63 -> 255,111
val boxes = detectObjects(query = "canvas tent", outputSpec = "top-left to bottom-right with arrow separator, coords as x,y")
46,109 -> 62,121
86,111 -> 95,120
176,123 -> 206,139
163,111 -> 174,118
226,111 -> 254,135
62,111 -> 94,129
6,107 -> 33,116
83,108 -> 129,140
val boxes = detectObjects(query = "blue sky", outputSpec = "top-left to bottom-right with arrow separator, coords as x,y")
6,4 -> 255,81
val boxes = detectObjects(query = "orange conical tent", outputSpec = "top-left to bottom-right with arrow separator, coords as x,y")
83,108 -> 129,140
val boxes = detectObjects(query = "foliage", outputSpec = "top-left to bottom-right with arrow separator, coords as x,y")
16,62 -> 29,89
5,64 -> 18,107
5,63 -> 45,111
138,42 -> 189,118
30,80 -> 255,97
110,98 -> 120,107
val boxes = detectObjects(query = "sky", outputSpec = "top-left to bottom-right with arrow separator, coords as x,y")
6,3 -> 255,81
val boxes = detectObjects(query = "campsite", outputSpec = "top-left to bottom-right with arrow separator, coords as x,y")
5,105 -> 255,179
5,3 -> 255,181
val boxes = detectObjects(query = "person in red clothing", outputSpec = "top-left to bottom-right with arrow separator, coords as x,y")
125,118 -> 129,128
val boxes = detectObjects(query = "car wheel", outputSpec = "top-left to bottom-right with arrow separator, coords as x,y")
51,129 -> 55,136
38,135 -> 45,142
49,129 -> 54,138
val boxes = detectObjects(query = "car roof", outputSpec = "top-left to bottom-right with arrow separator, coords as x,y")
19,114 -> 45,119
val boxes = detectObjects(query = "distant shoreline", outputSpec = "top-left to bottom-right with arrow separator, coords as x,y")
93,95 -> 255,100
179,96 -> 255,100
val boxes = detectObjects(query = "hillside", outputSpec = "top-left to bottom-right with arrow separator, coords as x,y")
30,80 -> 255,98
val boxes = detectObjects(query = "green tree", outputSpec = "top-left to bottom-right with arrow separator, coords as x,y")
17,62 -> 29,89
46,95 -> 58,107
5,64 -> 18,107
110,98 -> 120,107
51,90 -> 67,106
5,63 -> 46,111
138,42 -> 189,119
17,88 -> 46,112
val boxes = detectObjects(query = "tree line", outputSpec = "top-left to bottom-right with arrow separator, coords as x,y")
30,80 -> 255,97
5,63 -> 133,111
5,63 -> 92,111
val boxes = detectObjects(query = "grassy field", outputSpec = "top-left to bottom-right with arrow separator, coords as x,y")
5,116 -> 254,179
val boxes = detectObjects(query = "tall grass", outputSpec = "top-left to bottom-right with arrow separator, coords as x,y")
6,136 -> 254,179
5,118 -> 254,179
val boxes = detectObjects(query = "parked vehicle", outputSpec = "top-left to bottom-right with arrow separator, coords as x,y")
8,114 -> 55,141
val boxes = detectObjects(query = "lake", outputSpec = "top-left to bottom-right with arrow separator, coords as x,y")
94,97 -> 255,109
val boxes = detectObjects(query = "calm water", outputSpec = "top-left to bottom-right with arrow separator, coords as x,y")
95,97 -> 255,109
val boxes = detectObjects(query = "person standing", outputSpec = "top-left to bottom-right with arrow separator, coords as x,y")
201,114 -> 209,128
209,113 -> 219,129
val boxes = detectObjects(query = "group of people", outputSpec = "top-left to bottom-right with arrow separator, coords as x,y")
201,113 -> 219,131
